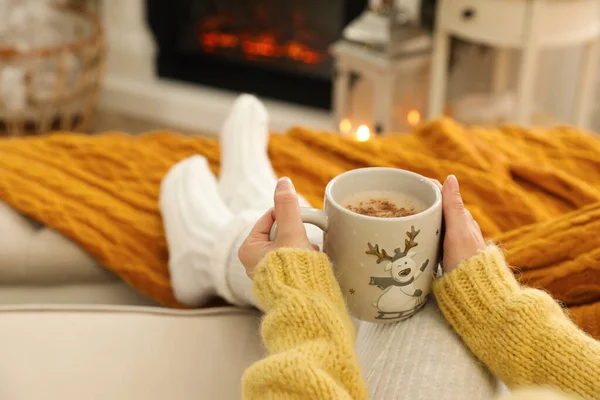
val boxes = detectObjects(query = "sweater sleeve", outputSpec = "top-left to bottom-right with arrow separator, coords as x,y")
433,246 -> 600,400
242,249 -> 368,400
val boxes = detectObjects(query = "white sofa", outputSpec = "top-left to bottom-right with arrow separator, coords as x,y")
0,201 -> 264,399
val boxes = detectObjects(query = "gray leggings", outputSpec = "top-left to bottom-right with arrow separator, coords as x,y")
355,299 -> 503,399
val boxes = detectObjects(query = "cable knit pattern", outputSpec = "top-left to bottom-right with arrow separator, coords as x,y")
245,248 -> 594,400
0,119 -> 599,337
433,246 -> 600,400
495,202 -> 600,338
243,249 -> 368,400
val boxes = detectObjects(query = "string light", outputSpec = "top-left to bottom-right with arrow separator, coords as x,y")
407,109 -> 421,126
356,125 -> 371,142
339,118 -> 352,134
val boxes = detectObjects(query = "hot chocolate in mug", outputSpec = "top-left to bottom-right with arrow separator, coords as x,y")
271,167 -> 442,323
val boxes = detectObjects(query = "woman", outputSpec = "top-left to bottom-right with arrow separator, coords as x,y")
239,175 -> 599,400
159,95 -> 599,399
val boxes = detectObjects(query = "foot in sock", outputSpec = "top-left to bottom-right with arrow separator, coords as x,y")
218,94 -> 311,212
217,95 -> 322,244
160,155 -> 259,307
159,155 -> 230,305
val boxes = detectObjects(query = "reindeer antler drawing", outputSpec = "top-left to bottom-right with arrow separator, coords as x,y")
404,225 -> 420,253
366,226 -> 422,263
393,225 -> 421,259
365,243 -> 394,264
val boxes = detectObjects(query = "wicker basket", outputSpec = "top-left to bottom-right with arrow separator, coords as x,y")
0,6 -> 105,136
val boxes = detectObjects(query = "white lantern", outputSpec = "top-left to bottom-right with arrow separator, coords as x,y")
331,32 -> 430,136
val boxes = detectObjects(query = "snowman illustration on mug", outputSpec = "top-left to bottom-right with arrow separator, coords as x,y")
366,225 -> 431,320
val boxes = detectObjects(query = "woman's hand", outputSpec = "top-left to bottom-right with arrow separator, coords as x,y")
239,177 -> 317,278
440,175 -> 486,273
239,173 -> 482,277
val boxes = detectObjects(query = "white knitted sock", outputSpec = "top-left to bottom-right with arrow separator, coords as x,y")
218,94 -> 277,213
218,94 -> 311,212
160,156 -> 231,306
160,155 -> 260,307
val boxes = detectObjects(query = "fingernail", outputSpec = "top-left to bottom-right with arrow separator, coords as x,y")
446,175 -> 459,191
276,177 -> 295,193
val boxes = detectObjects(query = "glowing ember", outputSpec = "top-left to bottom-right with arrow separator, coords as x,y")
356,125 -> 371,142
407,109 -> 421,126
339,118 -> 352,134
198,30 -> 325,65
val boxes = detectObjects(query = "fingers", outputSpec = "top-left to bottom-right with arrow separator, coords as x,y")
442,175 -> 470,227
440,174 -> 486,272
248,208 -> 276,240
273,177 -> 306,241
239,209 -> 275,272
473,219 -> 482,235
429,178 -> 443,191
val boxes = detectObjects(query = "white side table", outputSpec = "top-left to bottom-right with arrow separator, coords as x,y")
331,40 -> 430,133
428,0 -> 600,127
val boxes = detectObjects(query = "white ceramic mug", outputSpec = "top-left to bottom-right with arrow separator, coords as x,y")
273,167 -> 442,323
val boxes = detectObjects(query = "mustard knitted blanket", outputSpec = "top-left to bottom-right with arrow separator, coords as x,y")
0,118 -> 598,338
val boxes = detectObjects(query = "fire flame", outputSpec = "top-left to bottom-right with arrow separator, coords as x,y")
356,125 -> 371,142
199,30 -> 324,64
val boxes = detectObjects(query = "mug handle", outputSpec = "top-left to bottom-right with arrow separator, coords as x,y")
269,207 -> 329,241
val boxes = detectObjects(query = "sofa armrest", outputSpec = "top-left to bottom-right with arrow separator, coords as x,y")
0,200 -> 116,284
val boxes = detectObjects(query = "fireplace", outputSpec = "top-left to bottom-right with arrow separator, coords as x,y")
146,0 -> 367,109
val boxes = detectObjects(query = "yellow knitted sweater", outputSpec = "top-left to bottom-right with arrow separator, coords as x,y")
243,247 -> 600,400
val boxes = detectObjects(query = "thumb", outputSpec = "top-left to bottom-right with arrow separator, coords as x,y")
442,175 -> 470,228
273,177 -> 305,242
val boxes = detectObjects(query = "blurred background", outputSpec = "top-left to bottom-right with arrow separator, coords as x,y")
0,0 -> 599,138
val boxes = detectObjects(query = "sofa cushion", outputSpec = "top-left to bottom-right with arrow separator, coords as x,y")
0,304 -> 263,399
